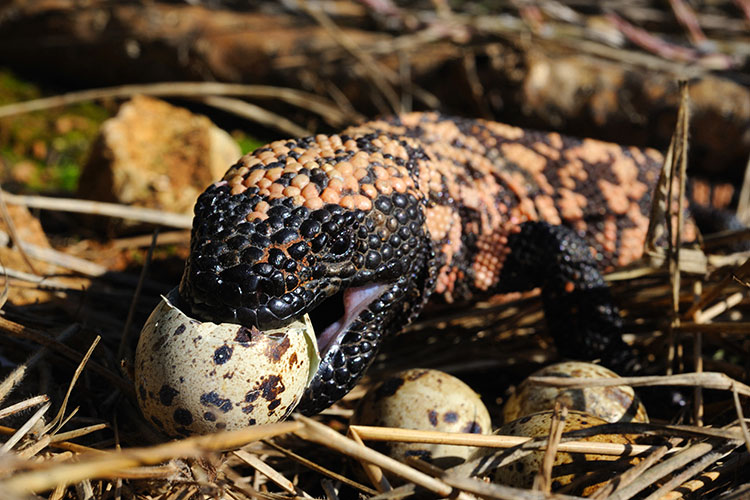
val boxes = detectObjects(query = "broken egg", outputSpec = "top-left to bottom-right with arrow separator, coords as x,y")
502,361 -> 648,424
351,368 -> 492,465
135,288 -> 319,437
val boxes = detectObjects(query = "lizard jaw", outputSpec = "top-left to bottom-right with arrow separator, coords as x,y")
315,283 -> 390,355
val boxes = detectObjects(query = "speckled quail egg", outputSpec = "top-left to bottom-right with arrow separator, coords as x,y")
489,410 -> 640,495
351,368 -> 492,465
503,361 -> 648,424
135,288 -> 319,437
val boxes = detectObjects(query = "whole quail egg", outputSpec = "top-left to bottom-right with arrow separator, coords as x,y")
351,368 -> 492,465
503,361 -> 648,424
135,288 -> 319,437
491,410 -> 640,495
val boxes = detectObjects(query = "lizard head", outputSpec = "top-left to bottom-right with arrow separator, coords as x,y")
179,136 -> 437,414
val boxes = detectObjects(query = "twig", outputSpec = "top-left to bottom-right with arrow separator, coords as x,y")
194,95 -> 311,137
0,81 -> 354,125
533,404 -> 566,493
441,474 -> 586,500
0,229 -> 110,278
605,442 -> 717,500
261,439 -> 378,496
0,395 -> 49,421
0,402 -> 50,453
0,188 -> 36,275
348,425 -> 392,493
233,449 -> 296,495
528,372 -> 750,397
0,316 -> 134,397
732,385 -> 750,454
45,336 -> 101,435
118,230 -> 158,366
1,191 -> 192,228
642,442 -> 740,500
348,425 -> 655,456
591,438 -> 683,499
0,325 -> 77,405
295,415 -> 472,499
300,2 -> 402,113
0,421 -> 302,494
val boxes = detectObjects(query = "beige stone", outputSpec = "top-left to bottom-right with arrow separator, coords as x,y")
78,95 -> 240,215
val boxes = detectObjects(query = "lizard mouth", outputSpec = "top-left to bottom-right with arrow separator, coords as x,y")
309,283 -> 390,356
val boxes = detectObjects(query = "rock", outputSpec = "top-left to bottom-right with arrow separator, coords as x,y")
0,204 -> 57,304
78,95 -> 240,218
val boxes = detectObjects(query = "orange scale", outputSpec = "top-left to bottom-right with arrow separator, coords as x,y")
360,184 -> 378,199
255,200 -> 270,213
268,192 -> 285,200
320,188 -> 341,204
291,174 -> 310,189
230,184 -> 247,196
344,139 -> 358,151
247,211 -> 268,222
292,195 -> 304,206
284,186 -> 301,197
243,156 -> 261,167
265,167 -> 283,181
375,179 -> 393,195
391,177 -> 407,193
284,158 -> 302,170
354,167 -> 369,180
304,197 -> 324,210
353,151 -> 370,163
351,155 -> 369,170
301,183 -> 319,199
258,188 -> 271,197
327,178 -> 344,192
343,176 -> 360,192
353,195 -> 373,211
256,178 -> 272,189
244,169 -> 266,187
335,161 -> 354,176
373,166 -> 389,179
340,196 -> 356,209
329,135 -> 343,148
269,183 -> 285,196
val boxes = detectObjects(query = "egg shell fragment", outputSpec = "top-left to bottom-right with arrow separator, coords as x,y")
503,361 -> 648,424
489,410 -> 640,495
351,368 -> 492,465
135,289 -> 319,437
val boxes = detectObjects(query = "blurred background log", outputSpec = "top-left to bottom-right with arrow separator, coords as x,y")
0,0 -> 748,181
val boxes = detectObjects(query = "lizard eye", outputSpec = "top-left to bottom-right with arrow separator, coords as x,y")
330,235 -> 351,256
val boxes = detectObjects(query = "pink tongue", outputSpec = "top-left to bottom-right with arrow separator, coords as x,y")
317,284 -> 389,353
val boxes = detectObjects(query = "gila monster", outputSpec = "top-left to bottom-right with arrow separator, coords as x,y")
179,112 -> 676,415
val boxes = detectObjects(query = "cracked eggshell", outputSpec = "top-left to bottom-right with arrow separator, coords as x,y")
351,368 -> 491,465
135,288 -> 319,437
490,410 -> 640,495
502,361 -> 648,424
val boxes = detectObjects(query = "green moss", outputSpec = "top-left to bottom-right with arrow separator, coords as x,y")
0,70 -> 40,104
0,68 -> 110,194
232,131 -> 265,155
